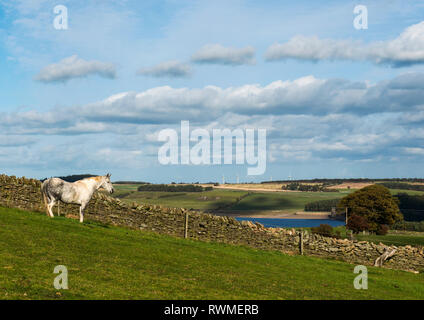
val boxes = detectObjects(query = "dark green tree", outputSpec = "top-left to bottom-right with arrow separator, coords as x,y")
338,184 -> 403,233
346,214 -> 369,234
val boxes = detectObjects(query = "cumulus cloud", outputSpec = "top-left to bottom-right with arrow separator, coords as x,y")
404,147 -> 424,155
77,73 -> 424,123
265,21 -> 424,67
137,60 -> 192,78
191,44 -> 256,65
3,73 -> 424,134
34,55 -> 117,83
2,73 -> 424,171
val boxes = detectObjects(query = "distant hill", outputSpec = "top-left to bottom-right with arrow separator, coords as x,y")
40,174 -> 96,183
114,181 -> 151,185
261,178 -> 424,184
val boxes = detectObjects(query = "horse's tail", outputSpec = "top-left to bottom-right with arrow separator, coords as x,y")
41,181 -> 49,216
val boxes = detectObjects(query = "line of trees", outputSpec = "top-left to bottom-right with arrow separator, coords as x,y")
282,182 -> 338,192
394,193 -> 424,221
304,199 -> 340,212
378,182 -> 424,192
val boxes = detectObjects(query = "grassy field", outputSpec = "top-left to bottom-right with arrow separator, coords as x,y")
355,232 -> 424,247
112,184 -> 348,214
114,187 -> 249,211
111,183 -> 424,218
330,227 -> 424,247
1,207 -> 424,300
389,189 -> 424,196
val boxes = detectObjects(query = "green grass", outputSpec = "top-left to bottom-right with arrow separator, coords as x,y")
355,232 -> 424,247
332,226 -> 424,247
113,185 -> 349,214
113,187 -> 248,211
0,207 -> 423,300
111,184 -> 143,198
389,189 -> 424,196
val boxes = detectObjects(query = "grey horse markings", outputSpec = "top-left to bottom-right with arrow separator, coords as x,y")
41,174 -> 114,223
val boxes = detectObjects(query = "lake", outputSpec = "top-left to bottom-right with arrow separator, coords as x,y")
236,217 -> 345,228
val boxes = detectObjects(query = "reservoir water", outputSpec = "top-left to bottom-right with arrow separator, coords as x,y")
236,217 -> 345,228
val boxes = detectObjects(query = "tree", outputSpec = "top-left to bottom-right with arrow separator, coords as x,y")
338,184 -> 402,233
347,214 -> 369,234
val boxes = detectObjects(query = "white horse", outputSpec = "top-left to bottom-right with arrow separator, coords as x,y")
41,174 -> 114,223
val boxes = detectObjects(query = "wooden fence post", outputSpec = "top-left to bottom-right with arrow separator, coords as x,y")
299,230 -> 304,255
184,212 -> 189,239
345,207 -> 348,226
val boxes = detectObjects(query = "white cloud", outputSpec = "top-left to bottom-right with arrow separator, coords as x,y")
34,55 -> 117,83
3,73 -> 424,134
137,60 -> 192,78
404,147 -> 424,155
1,73 -> 424,171
77,73 -> 424,122
265,21 -> 424,67
191,44 -> 255,65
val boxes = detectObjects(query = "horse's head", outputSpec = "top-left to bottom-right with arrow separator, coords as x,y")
101,173 -> 114,194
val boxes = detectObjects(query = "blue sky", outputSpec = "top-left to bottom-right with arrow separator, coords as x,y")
1,0 -> 424,182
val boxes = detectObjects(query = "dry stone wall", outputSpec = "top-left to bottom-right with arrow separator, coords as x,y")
0,174 -> 423,273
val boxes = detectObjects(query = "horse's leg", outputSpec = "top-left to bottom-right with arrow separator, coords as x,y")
47,199 -> 56,218
42,192 -> 50,216
79,202 -> 87,223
